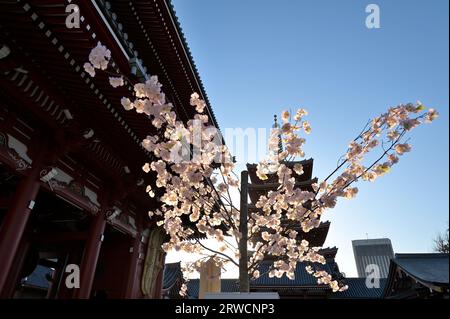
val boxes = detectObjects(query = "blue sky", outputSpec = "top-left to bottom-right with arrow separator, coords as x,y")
170,0 -> 449,276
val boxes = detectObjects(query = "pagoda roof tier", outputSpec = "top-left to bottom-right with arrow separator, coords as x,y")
319,247 -> 339,260
247,178 -> 318,204
248,219 -> 331,248
247,158 -> 314,185
251,259 -> 339,289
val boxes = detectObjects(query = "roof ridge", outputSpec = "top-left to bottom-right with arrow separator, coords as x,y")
395,253 -> 449,259
165,0 -> 220,130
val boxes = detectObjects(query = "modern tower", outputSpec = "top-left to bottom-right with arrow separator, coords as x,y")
352,238 -> 395,278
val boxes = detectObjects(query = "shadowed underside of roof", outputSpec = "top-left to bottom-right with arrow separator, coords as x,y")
383,253 -> 449,298
106,0 -> 220,130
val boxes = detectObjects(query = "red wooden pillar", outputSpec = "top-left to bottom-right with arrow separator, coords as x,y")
124,234 -> 143,299
73,212 -> 106,299
0,239 -> 30,298
0,152 -> 45,293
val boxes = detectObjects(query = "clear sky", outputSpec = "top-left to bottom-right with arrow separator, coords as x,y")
169,0 -> 449,277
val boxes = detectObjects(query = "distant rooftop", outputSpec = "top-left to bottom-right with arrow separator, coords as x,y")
383,253 -> 449,298
185,277 -> 387,299
332,278 -> 387,299
391,253 -> 449,286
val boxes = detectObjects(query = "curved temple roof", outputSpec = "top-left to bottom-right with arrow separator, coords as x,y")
98,0 -> 220,130
384,253 -> 449,295
392,253 -> 449,286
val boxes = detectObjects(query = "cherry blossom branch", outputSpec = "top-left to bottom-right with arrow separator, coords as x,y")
219,168 -> 241,215
320,119 -> 373,186
84,42 -> 438,294
341,133 -> 408,191
194,238 -> 239,267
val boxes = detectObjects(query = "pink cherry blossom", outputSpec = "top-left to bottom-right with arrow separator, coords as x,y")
83,62 -> 95,77
395,143 -> 412,155
88,42 -> 111,70
109,76 -> 124,88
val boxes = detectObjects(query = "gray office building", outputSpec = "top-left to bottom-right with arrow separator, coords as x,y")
352,238 -> 394,278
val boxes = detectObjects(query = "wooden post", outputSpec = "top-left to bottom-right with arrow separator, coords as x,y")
0,240 -> 30,298
199,257 -> 221,299
73,211 -> 106,299
239,170 -> 250,293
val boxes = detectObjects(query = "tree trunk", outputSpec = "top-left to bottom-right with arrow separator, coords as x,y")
239,171 -> 250,293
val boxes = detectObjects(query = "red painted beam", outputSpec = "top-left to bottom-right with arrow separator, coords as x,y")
31,231 -> 89,243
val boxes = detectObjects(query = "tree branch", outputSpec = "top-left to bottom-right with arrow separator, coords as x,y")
194,238 -> 239,267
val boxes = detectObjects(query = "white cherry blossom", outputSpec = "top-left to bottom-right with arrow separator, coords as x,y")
85,44 -> 437,295
109,76 -> 124,88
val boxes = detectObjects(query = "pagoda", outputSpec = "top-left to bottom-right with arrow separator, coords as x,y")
242,116 -> 343,298
164,158 -> 345,299
163,117 -> 387,299
246,159 -> 343,298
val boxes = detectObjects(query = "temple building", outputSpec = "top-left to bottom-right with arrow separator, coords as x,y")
0,0 -> 219,299
383,253 -> 449,299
